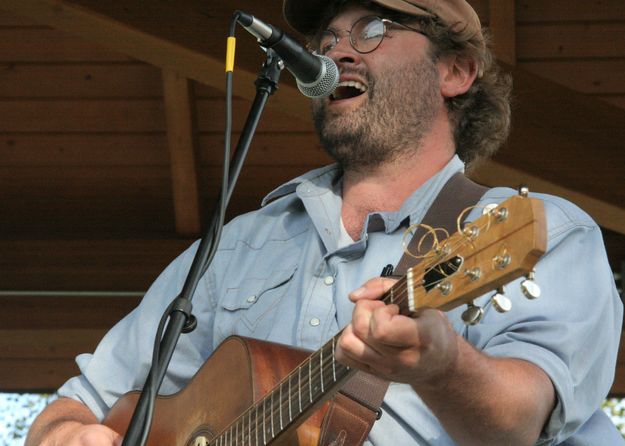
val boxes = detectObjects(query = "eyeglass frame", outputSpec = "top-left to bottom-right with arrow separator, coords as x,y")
310,15 -> 429,56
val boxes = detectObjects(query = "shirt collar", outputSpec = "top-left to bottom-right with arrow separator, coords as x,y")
261,164 -> 341,207
346,156 -> 466,235
260,155 -> 465,236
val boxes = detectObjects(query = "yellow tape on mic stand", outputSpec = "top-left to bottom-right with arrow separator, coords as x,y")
226,37 -> 236,73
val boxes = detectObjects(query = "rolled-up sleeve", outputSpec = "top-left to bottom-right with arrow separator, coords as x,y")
465,191 -> 623,443
57,240 -> 218,421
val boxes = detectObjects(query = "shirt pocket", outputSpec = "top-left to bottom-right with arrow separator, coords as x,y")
215,264 -> 297,340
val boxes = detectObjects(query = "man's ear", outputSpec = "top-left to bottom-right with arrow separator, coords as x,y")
438,55 -> 479,98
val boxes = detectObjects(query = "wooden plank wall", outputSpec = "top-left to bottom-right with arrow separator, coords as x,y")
0,10 -> 328,238
0,10 -> 171,237
0,7 -> 328,390
0,0 -> 624,392
515,0 -> 625,110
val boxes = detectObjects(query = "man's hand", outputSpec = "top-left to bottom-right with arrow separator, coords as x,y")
25,398 -> 123,446
44,422 -> 123,446
335,276 -> 555,446
335,277 -> 459,388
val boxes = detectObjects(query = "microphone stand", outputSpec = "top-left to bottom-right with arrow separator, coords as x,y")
121,48 -> 284,446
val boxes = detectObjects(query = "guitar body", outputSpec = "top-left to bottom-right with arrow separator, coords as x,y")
104,336 -> 328,446
102,195 -> 546,445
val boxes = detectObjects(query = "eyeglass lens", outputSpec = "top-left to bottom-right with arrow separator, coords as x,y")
317,16 -> 386,55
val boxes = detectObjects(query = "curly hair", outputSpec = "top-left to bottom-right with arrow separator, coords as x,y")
421,20 -> 512,164
310,0 -> 512,165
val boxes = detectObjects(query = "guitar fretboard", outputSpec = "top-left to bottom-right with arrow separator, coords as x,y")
206,195 -> 545,445
209,275 -> 414,446
209,336 -> 348,445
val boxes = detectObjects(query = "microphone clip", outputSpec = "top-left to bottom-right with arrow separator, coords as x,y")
255,48 -> 284,96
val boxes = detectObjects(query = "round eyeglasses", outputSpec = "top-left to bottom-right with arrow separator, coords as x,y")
312,15 -> 427,56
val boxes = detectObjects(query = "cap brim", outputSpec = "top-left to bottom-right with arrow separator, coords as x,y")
283,0 -> 333,35
284,0 -> 436,35
370,0 -> 435,18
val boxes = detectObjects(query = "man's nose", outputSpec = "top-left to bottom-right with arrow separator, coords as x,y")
327,38 -> 363,66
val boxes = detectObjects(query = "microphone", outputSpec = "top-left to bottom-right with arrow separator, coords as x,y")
236,11 -> 339,99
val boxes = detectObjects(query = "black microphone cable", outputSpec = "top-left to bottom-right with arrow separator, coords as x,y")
127,12 -> 239,446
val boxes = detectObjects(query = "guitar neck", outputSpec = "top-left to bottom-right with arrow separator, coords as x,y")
209,194 -> 546,445
209,276 -> 418,445
210,333 -> 353,445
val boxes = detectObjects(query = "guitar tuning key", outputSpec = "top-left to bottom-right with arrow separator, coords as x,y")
518,185 -> 530,197
461,303 -> 484,326
521,270 -> 541,300
491,287 -> 512,313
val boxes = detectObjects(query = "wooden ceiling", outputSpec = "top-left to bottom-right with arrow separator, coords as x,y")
0,0 -> 623,392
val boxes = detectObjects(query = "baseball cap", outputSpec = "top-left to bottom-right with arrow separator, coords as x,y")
283,0 -> 484,46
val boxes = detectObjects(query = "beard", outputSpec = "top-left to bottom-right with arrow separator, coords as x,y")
312,56 -> 441,171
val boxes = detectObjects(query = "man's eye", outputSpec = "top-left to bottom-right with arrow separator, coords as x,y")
320,42 -> 335,54
360,30 -> 383,41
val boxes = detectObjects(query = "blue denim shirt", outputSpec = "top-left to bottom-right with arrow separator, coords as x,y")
59,156 -> 623,445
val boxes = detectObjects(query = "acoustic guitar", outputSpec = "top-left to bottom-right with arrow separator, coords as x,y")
104,193 -> 546,446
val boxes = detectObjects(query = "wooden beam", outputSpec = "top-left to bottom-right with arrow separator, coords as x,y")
469,159 -> 625,235
0,329 -> 107,358
489,0 -> 516,65
0,358 -> 80,391
516,22 -> 625,60
515,0 -> 625,22
1,239 -> 192,291
4,0 -> 622,227
1,329 -> 624,393
0,303 -> 134,390
0,329 -> 104,390
0,294 -> 141,329
479,63 -> 625,237
0,0 -> 311,121
163,69 -> 201,236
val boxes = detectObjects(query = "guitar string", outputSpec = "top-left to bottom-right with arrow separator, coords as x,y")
210,238 -> 483,446
210,232 -> 487,446
209,269 -> 418,445
210,218 -> 497,445
213,286 -> 451,445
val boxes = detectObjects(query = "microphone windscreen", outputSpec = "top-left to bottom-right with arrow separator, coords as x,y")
296,55 -> 339,99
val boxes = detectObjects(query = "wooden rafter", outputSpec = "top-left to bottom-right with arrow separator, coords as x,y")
470,61 -> 625,236
163,69 -> 201,236
2,0 -> 623,240
1,0 -> 624,398
0,0 -> 311,121
471,160 -> 625,235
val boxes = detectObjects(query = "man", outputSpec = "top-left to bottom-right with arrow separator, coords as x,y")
26,0 -> 623,445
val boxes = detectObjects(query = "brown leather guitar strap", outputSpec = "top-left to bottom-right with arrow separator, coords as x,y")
319,172 -> 488,446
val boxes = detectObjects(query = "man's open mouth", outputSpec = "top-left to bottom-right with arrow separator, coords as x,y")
330,80 -> 368,101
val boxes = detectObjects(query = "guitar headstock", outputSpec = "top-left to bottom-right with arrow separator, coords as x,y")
390,193 -> 546,322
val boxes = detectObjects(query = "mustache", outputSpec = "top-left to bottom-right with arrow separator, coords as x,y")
339,68 -> 376,96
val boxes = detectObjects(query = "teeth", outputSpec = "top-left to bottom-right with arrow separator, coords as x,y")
337,80 -> 367,92
330,80 -> 368,100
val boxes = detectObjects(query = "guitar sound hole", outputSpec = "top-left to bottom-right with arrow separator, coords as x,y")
185,426 -> 214,446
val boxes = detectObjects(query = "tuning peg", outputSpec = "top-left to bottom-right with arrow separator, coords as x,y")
464,267 -> 481,282
491,287 -> 512,313
521,271 -> 541,300
518,185 -> 529,197
462,303 -> 484,326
